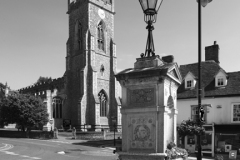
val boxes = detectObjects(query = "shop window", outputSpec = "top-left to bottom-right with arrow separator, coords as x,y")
232,103 -> 240,122
191,105 -> 207,122
201,133 -> 212,152
52,97 -> 62,119
191,105 -> 199,122
215,133 -> 240,153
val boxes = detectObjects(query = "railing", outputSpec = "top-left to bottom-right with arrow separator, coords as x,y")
74,124 -> 122,132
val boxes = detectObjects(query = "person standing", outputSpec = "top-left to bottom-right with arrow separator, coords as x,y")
72,127 -> 77,139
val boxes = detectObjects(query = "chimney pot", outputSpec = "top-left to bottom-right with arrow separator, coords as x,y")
162,55 -> 174,63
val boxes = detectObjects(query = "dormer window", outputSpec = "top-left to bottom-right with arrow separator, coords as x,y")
186,80 -> 193,88
217,77 -> 224,86
216,76 -> 227,87
184,72 -> 196,89
215,69 -> 227,87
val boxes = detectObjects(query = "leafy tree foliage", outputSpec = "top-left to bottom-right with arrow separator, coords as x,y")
0,83 -> 6,89
36,76 -> 52,84
177,119 -> 205,146
0,93 -> 49,131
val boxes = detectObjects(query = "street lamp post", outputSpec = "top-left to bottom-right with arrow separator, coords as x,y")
139,0 -> 163,57
196,1 -> 212,160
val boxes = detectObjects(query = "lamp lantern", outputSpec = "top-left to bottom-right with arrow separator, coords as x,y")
139,0 -> 163,57
197,0 -> 212,7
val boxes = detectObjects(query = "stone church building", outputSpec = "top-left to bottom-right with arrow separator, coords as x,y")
19,0 -> 121,131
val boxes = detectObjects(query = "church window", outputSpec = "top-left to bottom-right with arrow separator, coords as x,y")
75,21 -> 82,50
52,97 -> 62,119
97,21 -> 105,51
78,23 -> 82,50
100,65 -> 105,76
98,90 -> 108,117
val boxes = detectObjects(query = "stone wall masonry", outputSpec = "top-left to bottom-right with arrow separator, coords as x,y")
89,3 -> 114,56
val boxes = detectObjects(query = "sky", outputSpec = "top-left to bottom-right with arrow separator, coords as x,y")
0,0 -> 240,90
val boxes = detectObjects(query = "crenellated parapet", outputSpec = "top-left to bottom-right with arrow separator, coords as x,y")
18,77 -> 65,97
67,0 -> 114,14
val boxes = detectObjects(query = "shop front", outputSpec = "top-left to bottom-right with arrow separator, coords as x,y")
215,125 -> 240,155
184,124 -> 214,157
182,124 -> 240,158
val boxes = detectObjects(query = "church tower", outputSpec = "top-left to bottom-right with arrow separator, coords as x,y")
65,0 -> 119,128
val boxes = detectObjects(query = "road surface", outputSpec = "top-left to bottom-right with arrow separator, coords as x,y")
0,137 -> 118,160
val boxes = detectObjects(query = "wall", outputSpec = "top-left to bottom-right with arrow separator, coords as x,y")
177,96 -> 240,125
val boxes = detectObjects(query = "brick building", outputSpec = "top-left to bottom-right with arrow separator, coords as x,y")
19,0 -> 121,130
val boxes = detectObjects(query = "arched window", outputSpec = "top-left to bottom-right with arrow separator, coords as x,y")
97,21 -> 105,51
98,90 -> 108,117
52,97 -> 63,119
75,21 -> 82,50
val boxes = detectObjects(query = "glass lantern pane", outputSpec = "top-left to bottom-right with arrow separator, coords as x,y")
201,0 -> 208,7
155,0 -> 163,13
148,0 -> 157,9
196,0 -> 212,7
139,0 -> 148,11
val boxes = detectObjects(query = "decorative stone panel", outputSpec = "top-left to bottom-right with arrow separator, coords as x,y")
129,116 -> 155,151
127,88 -> 155,108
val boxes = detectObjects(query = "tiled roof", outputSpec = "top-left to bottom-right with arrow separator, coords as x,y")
177,61 -> 240,99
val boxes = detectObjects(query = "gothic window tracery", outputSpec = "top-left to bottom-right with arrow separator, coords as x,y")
75,21 -> 82,50
98,90 -> 108,117
52,97 -> 63,119
97,21 -> 105,51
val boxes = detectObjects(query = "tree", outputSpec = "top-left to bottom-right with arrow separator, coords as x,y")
177,119 -> 205,147
0,93 -> 49,132
35,76 -> 52,84
0,82 -> 6,89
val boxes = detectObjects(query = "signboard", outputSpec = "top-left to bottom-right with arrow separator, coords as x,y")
229,150 -> 237,159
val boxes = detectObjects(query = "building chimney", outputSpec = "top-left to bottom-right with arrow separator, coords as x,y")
162,55 -> 174,63
205,41 -> 220,64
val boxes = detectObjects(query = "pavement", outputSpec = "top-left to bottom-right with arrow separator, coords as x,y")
52,136 -> 216,160
52,135 -> 119,150
188,157 -> 214,160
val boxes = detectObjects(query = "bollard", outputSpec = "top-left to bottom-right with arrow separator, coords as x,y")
54,127 -> 58,139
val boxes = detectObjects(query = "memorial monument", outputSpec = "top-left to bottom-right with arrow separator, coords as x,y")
115,1 -> 182,159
